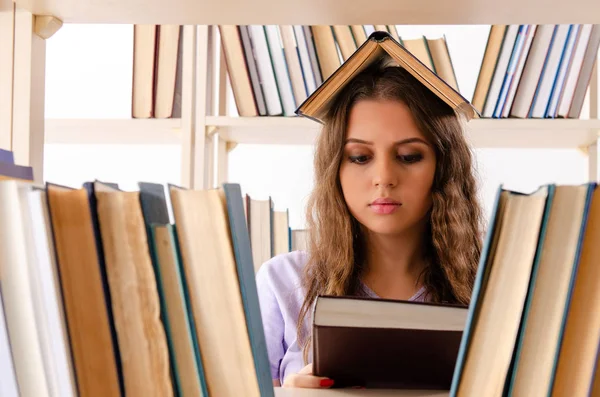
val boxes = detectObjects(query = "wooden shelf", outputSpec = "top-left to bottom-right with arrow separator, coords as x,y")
45,118 -> 182,144
209,117 -> 600,149
1,0 -> 12,12
14,0 -> 600,24
44,117 -> 600,150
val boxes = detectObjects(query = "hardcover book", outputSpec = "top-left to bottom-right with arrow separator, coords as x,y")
295,31 -> 478,124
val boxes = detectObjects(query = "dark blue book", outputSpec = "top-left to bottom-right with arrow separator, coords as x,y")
0,148 -> 14,164
223,183 -> 274,397
0,161 -> 33,181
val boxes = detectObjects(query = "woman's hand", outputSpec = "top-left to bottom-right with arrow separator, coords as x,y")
282,364 -> 335,388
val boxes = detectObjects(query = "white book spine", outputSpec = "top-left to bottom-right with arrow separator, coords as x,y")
280,25 -> 308,107
546,25 -> 581,118
510,24 -> 557,118
501,25 -> 537,118
0,288 -> 20,397
0,181 -> 49,397
556,24 -> 593,117
23,190 -> 77,397
293,25 -> 317,95
529,24 -> 571,118
264,25 -> 296,116
248,25 -> 283,116
482,25 -> 520,117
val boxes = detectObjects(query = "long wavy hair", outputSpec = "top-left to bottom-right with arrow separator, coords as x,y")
297,59 -> 484,362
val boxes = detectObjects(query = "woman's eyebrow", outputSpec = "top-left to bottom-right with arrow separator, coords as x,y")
344,137 -> 429,145
345,138 -> 373,145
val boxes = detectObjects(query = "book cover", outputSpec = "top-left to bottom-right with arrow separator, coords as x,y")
295,30 -> 478,124
312,295 -> 468,389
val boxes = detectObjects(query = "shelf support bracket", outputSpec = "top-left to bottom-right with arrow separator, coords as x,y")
226,142 -> 237,152
34,15 -> 62,39
206,125 -> 218,137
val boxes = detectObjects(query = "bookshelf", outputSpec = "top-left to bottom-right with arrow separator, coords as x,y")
34,23 -> 600,191
4,3 -> 599,190
1,0 -> 600,396
4,0 -> 600,191
12,0 -> 600,24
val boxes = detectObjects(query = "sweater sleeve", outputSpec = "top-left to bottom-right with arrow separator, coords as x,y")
255,264 -> 286,381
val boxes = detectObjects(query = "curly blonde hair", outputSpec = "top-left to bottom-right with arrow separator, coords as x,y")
297,60 -> 484,362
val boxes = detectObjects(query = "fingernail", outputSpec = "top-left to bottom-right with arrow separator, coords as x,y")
320,379 -> 334,388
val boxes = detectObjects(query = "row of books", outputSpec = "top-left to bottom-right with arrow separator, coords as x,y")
451,182 -> 600,395
219,24 -> 458,118
245,194 -> 307,272
219,24 -> 600,120
130,24 -> 458,119
0,157 -> 311,396
131,25 -> 183,119
132,23 -> 600,121
474,24 -> 600,119
0,175 -> 599,395
0,173 -> 288,396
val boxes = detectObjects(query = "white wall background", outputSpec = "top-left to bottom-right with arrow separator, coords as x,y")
44,24 -> 594,230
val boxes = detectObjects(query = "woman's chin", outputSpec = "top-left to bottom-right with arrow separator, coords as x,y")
361,220 -> 412,237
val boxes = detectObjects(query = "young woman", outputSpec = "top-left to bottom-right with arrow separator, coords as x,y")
256,59 -> 484,389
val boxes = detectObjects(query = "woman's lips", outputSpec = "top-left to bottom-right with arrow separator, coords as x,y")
369,198 -> 401,214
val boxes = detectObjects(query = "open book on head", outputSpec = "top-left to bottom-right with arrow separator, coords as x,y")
295,31 -> 479,124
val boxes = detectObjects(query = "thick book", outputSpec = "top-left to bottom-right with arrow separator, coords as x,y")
551,185 -> 600,396
45,183 -> 122,397
168,186 -> 261,397
94,182 -> 174,396
295,31 -> 478,124
450,185 -> 552,397
312,295 -> 468,389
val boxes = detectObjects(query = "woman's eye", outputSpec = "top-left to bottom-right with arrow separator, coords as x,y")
398,153 -> 423,164
349,155 -> 370,164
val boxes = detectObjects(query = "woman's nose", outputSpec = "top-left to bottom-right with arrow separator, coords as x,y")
372,158 -> 398,188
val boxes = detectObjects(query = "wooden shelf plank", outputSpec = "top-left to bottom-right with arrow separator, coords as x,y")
44,117 -> 600,150
45,118 -> 182,144
208,117 -> 600,149
14,0 -> 600,25
0,0 -> 13,12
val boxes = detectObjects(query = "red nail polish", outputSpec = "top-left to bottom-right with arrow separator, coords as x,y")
320,379 -> 334,387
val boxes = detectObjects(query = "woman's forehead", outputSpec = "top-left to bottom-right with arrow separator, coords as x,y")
345,99 -> 426,142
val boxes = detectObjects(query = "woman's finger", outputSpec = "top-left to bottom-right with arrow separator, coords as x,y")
283,373 -> 334,388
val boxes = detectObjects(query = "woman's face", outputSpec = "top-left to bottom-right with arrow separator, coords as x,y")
339,99 -> 437,237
